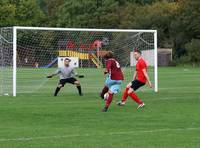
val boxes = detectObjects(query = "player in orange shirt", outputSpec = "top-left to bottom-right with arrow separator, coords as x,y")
117,49 -> 152,109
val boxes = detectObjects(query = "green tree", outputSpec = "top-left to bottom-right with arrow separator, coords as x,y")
127,1 -> 178,47
15,0 -> 46,26
171,0 -> 200,58
56,0 -> 96,28
0,0 -> 46,27
38,0 -> 64,26
185,39 -> 200,65
0,2 -> 16,27
56,0 -> 121,28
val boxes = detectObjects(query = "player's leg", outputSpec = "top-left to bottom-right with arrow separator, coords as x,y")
102,81 -> 122,112
54,79 -> 65,96
102,90 -> 114,112
100,75 -> 110,99
127,80 -> 145,108
100,85 -> 109,99
74,80 -> 83,96
65,77 -> 83,96
117,82 -> 131,106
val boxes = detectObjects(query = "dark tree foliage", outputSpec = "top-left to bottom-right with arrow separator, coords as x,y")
0,0 -> 199,63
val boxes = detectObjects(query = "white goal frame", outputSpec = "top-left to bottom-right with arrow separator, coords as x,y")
12,26 -> 158,96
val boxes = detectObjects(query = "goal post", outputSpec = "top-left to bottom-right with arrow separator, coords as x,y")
154,30 -> 158,92
0,26 -> 158,96
13,27 -> 17,97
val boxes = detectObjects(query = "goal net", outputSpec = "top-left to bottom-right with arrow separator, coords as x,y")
0,27 -> 157,96
0,28 -> 13,96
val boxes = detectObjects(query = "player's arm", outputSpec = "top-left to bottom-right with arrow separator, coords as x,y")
142,68 -> 152,88
71,68 -> 78,77
104,69 -> 109,75
47,69 -> 61,78
72,69 -> 84,78
104,60 -> 111,75
46,73 -> 57,78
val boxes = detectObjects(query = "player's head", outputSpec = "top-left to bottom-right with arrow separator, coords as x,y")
134,49 -> 142,61
103,51 -> 114,60
64,58 -> 71,67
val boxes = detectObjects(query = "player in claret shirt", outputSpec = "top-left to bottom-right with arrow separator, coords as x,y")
117,49 -> 152,109
100,51 -> 124,112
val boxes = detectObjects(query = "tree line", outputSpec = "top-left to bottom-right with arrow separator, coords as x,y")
0,0 -> 199,64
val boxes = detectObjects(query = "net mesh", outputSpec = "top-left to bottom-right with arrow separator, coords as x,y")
0,27 -> 13,95
0,28 -> 156,96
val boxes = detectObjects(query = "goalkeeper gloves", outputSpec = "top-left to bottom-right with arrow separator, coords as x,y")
75,73 -> 84,78
46,75 -> 53,78
78,75 -> 84,78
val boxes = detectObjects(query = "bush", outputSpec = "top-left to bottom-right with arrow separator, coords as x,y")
178,55 -> 190,64
185,39 -> 200,64
168,60 -> 177,67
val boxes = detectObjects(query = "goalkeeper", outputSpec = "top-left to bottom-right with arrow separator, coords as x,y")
47,58 -> 83,96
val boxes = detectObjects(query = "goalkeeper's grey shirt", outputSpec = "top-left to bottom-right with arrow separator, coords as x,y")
55,66 -> 77,79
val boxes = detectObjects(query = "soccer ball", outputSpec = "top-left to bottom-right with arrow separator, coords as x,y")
104,93 -> 109,101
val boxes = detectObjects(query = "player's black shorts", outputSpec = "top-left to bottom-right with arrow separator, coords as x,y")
131,80 -> 145,91
59,77 -> 77,86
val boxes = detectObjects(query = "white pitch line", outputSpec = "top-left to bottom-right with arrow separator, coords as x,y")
0,127 -> 199,142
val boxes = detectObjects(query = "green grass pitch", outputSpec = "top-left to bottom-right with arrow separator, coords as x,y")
0,67 -> 200,148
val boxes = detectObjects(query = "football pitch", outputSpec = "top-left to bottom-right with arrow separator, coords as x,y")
0,67 -> 200,148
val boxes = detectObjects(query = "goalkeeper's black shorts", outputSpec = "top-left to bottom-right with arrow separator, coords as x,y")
131,80 -> 145,91
59,77 -> 77,86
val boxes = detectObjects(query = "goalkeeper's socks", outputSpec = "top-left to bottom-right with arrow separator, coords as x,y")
129,92 -> 143,104
100,86 -> 109,99
77,86 -> 82,96
54,87 -> 61,96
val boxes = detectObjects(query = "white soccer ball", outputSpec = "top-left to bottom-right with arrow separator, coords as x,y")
104,93 -> 109,101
